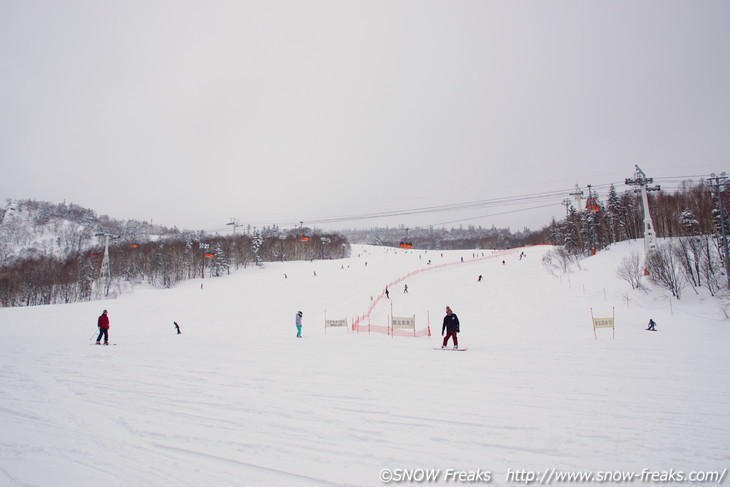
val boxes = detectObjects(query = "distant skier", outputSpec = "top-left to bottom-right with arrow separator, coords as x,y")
646,318 -> 657,331
385,287 -> 390,299
296,311 -> 303,338
403,284 -> 408,293
96,310 -> 110,345
478,275 -> 483,282
173,321 -> 181,334
441,306 -> 460,349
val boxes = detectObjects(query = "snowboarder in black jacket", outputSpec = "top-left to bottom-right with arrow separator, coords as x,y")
441,306 -> 460,348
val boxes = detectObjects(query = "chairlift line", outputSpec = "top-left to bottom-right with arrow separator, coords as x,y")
298,189 -> 573,226
431,203 -> 557,227
196,172 -> 705,232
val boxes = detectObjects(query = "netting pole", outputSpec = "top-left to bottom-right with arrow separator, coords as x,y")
390,300 -> 393,338
591,308 -> 597,340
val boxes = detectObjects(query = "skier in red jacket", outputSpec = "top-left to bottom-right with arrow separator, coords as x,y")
96,310 -> 110,345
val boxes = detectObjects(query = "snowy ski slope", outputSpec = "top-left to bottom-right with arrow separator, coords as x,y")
0,242 -> 728,486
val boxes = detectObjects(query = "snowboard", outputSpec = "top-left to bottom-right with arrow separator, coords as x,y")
434,347 -> 468,351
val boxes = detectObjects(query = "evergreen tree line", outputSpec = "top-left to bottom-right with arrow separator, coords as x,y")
542,179 -> 730,298
544,180 -> 723,253
0,229 -> 349,307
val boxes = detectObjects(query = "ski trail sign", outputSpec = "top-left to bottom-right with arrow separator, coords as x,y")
591,307 -> 615,340
324,310 -> 349,334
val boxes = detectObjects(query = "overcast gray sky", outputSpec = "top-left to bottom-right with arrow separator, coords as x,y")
1,1 -> 728,233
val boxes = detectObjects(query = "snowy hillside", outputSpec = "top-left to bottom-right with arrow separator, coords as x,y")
0,199 -> 178,263
0,243 -> 728,487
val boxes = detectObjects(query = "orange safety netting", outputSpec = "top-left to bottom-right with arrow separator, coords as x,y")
351,323 -> 431,337
351,248 -> 522,337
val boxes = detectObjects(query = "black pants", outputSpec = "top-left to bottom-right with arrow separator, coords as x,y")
96,328 -> 108,343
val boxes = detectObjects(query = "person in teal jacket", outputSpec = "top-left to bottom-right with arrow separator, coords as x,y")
296,311 -> 303,338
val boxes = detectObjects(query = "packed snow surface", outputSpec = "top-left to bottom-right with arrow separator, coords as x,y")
1,243 -> 728,486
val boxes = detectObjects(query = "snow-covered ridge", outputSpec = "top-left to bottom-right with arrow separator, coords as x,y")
0,199 -> 180,263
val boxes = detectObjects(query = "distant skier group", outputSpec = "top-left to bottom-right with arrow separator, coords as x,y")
93,310 -> 184,345
93,309 -> 658,346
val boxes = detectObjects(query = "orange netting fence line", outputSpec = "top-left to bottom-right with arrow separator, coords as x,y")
351,322 -> 432,337
351,248 -> 519,337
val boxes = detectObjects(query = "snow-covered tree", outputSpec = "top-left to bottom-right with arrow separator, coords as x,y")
252,230 -> 264,266
680,209 -> 700,235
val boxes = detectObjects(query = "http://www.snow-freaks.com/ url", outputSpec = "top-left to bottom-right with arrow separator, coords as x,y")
378,467 -> 728,484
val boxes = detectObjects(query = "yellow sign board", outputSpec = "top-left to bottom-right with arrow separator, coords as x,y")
392,316 -> 416,329
325,319 -> 348,328
592,318 -> 614,329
